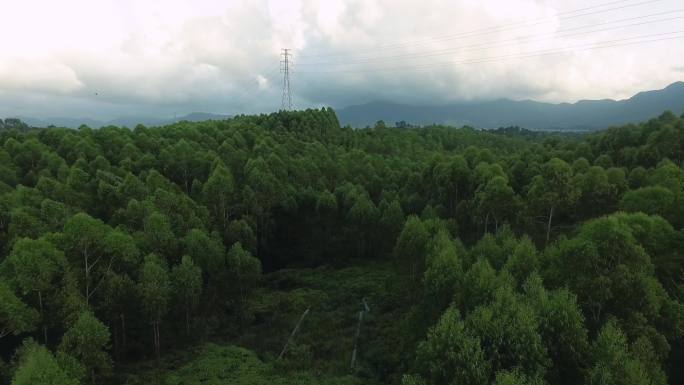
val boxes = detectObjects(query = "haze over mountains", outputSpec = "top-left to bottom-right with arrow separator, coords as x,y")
7,82 -> 683,131
15,112 -> 232,130
338,81 -> 684,130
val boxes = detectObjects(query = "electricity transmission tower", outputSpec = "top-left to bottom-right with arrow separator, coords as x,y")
280,48 -> 293,110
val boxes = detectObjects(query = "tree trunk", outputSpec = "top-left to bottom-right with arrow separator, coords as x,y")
484,212 -> 490,235
121,313 -> 126,349
38,290 -> 47,345
546,206 -> 554,243
153,322 -> 160,361
84,247 -> 90,307
156,321 -> 161,360
185,307 -> 190,335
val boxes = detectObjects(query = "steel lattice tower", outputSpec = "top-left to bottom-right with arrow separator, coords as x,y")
280,48 -> 292,110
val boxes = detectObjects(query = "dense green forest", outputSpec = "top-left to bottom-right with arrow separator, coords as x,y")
1,109 -> 683,385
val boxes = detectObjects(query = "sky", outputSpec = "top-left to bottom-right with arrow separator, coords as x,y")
0,0 -> 683,120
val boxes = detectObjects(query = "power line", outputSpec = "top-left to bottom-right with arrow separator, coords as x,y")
220,2 -> 681,111
296,30 -> 684,74
296,10 -> 684,67
298,0 -> 666,58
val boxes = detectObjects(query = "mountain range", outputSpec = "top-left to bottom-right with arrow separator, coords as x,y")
15,112 -> 231,129
336,81 -> 684,130
7,82 -> 684,131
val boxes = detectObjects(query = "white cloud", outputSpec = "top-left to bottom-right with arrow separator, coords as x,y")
0,0 -> 682,119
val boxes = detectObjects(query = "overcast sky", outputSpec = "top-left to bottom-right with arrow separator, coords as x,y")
1,0 -> 683,120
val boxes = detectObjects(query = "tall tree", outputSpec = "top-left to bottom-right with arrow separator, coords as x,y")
63,213 -> 111,306
415,307 -> 489,385
227,243 -> 261,325
202,162 -> 236,232
3,237 -> 66,343
138,254 -> 171,360
171,256 -> 202,335
58,311 -> 111,384
394,216 -> 430,284
0,280 -> 39,339
588,321 -> 662,385
527,158 -> 578,243
475,176 -> 519,234
11,341 -> 78,385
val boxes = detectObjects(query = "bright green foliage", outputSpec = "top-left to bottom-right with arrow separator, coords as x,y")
62,213 -> 112,305
139,254 -> 171,358
3,237 -> 66,342
394,216 -> 429,282
227,243 -> 262,323
182,228 -> 225,275
527,158 -> 579,242
422,230 -> 463,324
58,311 -> 111,384
492,370 -> 544,385
522,274 -> 588,385
401,374 -> 426,385
465,287 -> 549,379
142,211 -> 176,257
0,279 -> 39,338
502,237 -> 539,286
11,341 -> 78,385
620,186 -> 675,219
202,162 -> 236,231
416,307 -> 490,385
544,214 -> 674,332
588,321 -> 661,385
466,227 -> 518,270
475,176 -> 519,233
458,258 -> 508,312
4,237 -> 65,297
171,255 -> 202,334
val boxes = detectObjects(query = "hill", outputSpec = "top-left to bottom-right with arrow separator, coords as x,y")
337,81 -> 684,130
15,112 -> 231,129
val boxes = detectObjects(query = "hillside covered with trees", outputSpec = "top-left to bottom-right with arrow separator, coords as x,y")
1,109 -> 684,385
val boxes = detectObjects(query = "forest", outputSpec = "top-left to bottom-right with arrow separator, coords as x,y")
0,108 -> 683,385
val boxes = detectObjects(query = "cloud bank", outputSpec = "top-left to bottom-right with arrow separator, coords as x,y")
0,0 -> 683,120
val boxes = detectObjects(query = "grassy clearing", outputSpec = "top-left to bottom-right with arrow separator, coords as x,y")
119,261 -> 408,385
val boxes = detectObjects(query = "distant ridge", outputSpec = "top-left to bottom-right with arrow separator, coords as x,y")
336,81 -> 684,130
13,112 -> 231,129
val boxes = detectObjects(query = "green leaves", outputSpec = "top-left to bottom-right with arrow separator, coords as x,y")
171,255 -> 202,334
475,175 -> 519,232
202,162 -> 236,230
5,237 -> 66,295
394,216 -> 430,282
0,280 -> 39,338
416,307 -> 489,385
588,321 -> 660,385
139,254 -> 171,323
182,228 -> 225,274
58,311 -> 111,384
139,254 -> 170,358
11,341 -> 78,385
